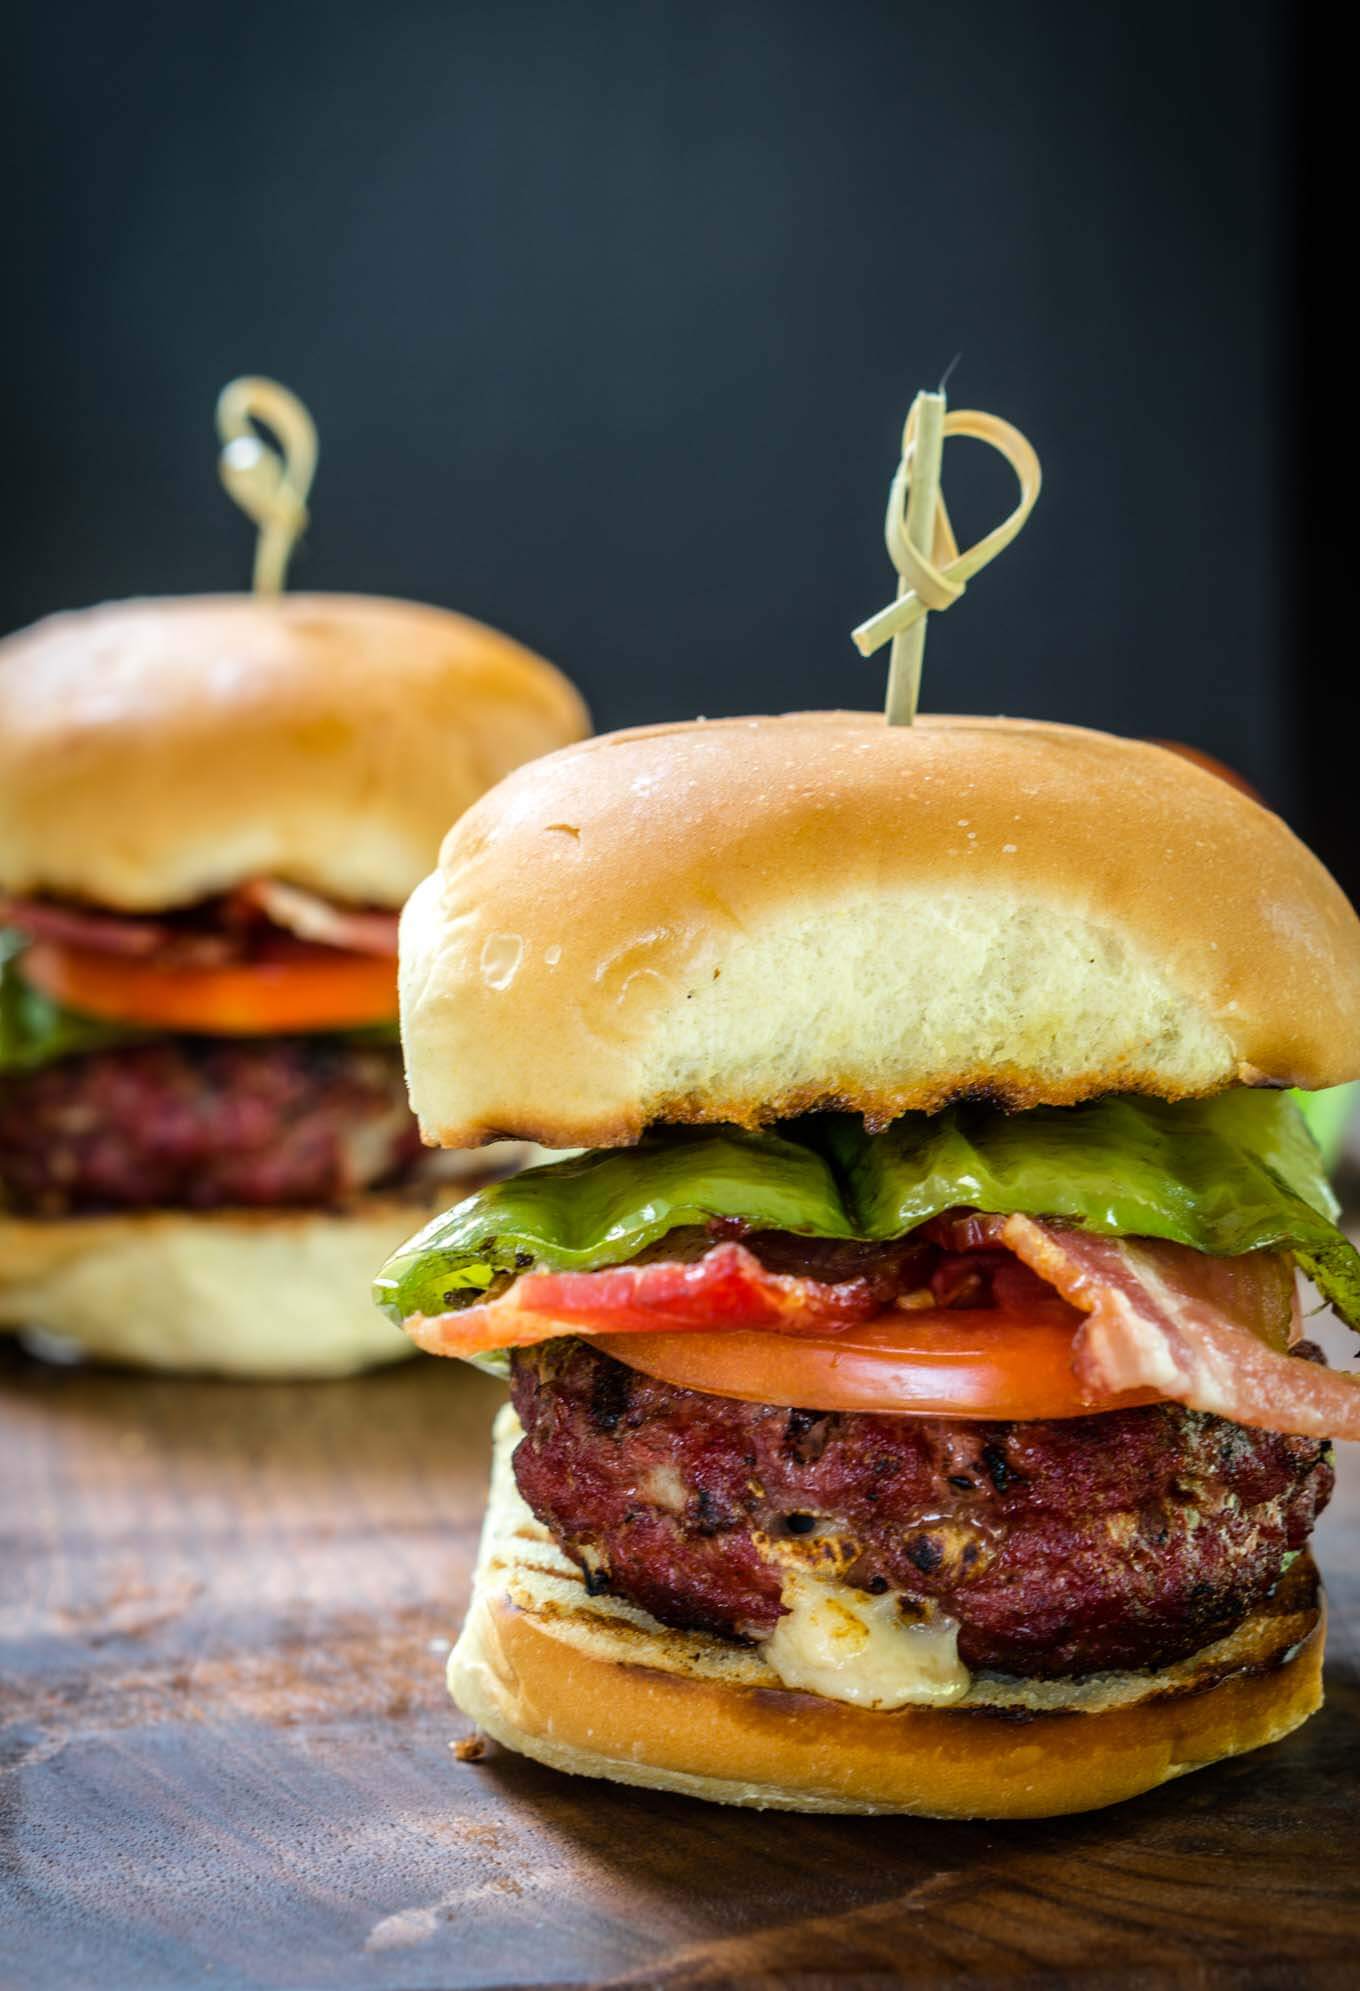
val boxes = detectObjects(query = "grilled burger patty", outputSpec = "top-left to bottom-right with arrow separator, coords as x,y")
0,1037 -> 423,1213
510,1337 -> 1333,1678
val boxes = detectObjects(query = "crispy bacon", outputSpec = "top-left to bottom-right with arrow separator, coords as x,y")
999,1215 -> 1360,1440
401,1204 -> 1360,1440
233,881 -> 398,958
1,882 -> 398,966
0,894 -> 222,960
403,1241 -> 880,1358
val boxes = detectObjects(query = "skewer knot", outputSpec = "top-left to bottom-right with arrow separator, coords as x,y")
216,377 -> 318,596
851,402 -> 1042,725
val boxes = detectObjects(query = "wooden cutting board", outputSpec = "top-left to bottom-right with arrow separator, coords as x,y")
3,1336 -> 1358,1989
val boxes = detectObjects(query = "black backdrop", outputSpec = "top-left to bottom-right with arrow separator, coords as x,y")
11,2 -> 1324,866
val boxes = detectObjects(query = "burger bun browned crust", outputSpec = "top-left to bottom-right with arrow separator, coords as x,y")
402,713 -> 1360,1150
0,594 -> 589,912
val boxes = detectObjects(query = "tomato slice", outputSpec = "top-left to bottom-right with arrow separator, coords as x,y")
19,938 -> 398,1034
597,1302 -> 1160,1419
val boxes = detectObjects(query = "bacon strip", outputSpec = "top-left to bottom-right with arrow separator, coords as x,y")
402,1207 -> 1360,1440
0,895 -> 197,958
1000,1215 -> 1360,1440
2,883 -> 398,966
234,881 -> 399,958
403,1241 -> 879,1358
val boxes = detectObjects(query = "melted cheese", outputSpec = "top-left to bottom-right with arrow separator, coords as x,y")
760,1564 -> 971,1709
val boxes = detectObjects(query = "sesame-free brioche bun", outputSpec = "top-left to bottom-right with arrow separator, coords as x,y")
0,1190 -> 454,1377
401,712 -> 1360,1148
449,1407 -> 1325,1817
0,594 -> 589,912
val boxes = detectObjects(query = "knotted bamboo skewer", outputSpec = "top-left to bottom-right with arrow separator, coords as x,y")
853,390 -> 1042,724
216,377 -> 319,595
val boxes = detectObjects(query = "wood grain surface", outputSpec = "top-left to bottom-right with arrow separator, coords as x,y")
3,1332 -> 1359,1991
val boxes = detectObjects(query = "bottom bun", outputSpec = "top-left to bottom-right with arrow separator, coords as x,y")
0,1194 -> 448,1378
449,1406 -> 1326,1818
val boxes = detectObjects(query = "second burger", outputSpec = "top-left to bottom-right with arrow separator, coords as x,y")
0,592 -> 587,1374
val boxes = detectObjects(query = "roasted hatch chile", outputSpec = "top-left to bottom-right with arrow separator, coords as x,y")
376,1091 -> 1360,1350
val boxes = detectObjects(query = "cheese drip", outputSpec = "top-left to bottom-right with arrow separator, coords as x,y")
761,1564 -> 970,1709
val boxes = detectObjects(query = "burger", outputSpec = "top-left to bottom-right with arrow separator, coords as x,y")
377,711 -> 1360,1817
0,592 -> 587,1375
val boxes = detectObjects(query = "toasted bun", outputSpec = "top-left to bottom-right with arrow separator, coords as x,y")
448,1407 -> 1325,1817
0,594 -> 588,910
402,713 -> 1360,1147
0,1193 -> 459,1376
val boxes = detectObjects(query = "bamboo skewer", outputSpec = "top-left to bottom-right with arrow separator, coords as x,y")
884,390 -> 946,726
853,390 -> 1042,724
216,377 -> 318,595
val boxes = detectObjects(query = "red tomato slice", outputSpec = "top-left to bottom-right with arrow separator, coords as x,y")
19,939 -> 398,1034
597,1302 -> 1160,1420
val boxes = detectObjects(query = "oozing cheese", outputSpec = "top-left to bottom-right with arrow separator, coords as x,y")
760,1564 -> 971,1709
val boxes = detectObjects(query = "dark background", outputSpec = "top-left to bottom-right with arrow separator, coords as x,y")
10,2 -> 1343,882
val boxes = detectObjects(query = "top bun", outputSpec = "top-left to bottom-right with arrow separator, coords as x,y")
400,712 -> 1360,1147
0,594 -> 589,910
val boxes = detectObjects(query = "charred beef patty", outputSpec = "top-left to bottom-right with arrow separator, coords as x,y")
0,1038 -> 423,1213
510,1337 -> 1333,1678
